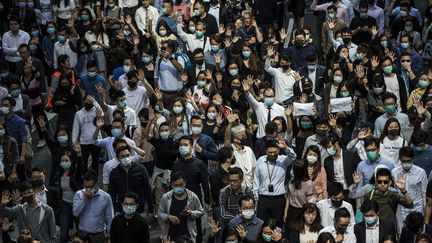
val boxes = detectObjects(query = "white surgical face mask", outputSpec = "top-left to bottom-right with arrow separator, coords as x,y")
242,209 -> 254,219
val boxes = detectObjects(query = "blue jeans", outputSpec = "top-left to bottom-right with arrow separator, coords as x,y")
58,201 -> 76,243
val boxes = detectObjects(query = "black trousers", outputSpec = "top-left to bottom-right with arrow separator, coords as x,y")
81,144 -> 101,175
257,194 -> 286,227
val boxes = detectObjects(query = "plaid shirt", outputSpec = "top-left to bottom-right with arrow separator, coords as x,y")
219,185 -> 254,223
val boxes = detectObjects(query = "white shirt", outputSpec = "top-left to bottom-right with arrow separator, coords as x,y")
246,93 -> 286,138
308,68 -> 317,88
231,144 -> 256,189
72,104 -> 102,145
264,60 -> 297,103
13,95 -> 24,112
2,30 -> 31,63
53,39 -> 77,69
380,136 -> 405,167
135,6 -> 160,34
107,105 -> 137,126
177,24 -> 211,52
118,0 -> 138,8
36,187 -> 48,204
208,4 -> 220,26
154,55 -> 185,92
365,220 -> 380,243
52,0 -> 75,19
384,74 -> 401,110
334,151 -> 348,189
123,86 -> 149,124
319,225 -> 357,243
316,199 -> 356,227
95,136 -> 136,160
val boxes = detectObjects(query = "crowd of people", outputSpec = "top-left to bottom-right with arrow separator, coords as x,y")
1,0 -> 432,242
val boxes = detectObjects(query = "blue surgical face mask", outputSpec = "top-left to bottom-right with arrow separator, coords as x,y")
142,56 -> 151,63
242,51 -> 251,59
118,100 -> 127,109
327,147 -> 336,156
57,135 -> 68,144
173,186 -> 185,195
364,216 -> 377,225
60,161 -> 71,169
111,128 -> 122,138
401,42 -> 410,49
57,35 -> 66,42
228,68 -> 238,76
381,40 -> 388,48
47,27 -> 56,35
0,130 -> 5,137
264,97 -> 274,107
120,156 -> 132,167
31,30 -> 39,37
179,145 -> 190,157
333,75 -> 343,84
122,204 -> 137,215
10,89 -> 21,98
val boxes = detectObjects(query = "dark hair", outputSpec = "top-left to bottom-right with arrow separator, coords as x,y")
115,146 -> 130,157
364,137 -> 380,149
20,180 -> 35,193
303,145 -> 322,180
272,116 -> 287,133
360,199 -> 379,214
123,191 -> 140,203
221,226 -> 240,242
399,146 -> 414,159
327,5 -> 337,11
31,167 -> 45,175
238,195 -> 255,207
291,203 -> 323,233
381,234 -> 397,242
53,124 -> 71,145
371,167 -> 392,184
228,167 -> 244,179
410,129 -> 428,145
170,170 -> 186,183
2,97 -> 16,107
112,118 -> 125,128
18,43 -> 30,52
327,182 -> 344,197
112,90 -> 126,102
83,170 -> 98,183
179,135 -> 193,145
381,92 -> 397,104
57,54 -> 69,70
126,70 -> 138,80
334,207 -> 351,221
380,117 -> 400,141
217,146 -> 234,164
265,139 -> 279,149
291,159 -> 309,190
191,115 -> 203,124
192,48 -> 204,56
9,16 -> 20,24
264,121 -> 278,135
87,59 -> 98,69
415,233 -> 432,243
317,232 -> 336,243
405,212 -> 424,232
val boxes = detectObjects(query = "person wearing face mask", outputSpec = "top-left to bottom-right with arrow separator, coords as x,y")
349,2 -> 377,45
321,5 -> 346,58
73,170 -> 114,243
108,146 -> 153,216
190,115 -> 218,165
389,2 -> 422,38
229,195 -> 264,241
11,0 -> 37,33
310,0 -> 350,25
356,138 -> 395,189
254,122 -> 288,158
379,58 -> 407,113
30,166 -> 62,211
304,145 -> 328,200
53,26 -> 78,69
265,48 -> 302,104
0,123 -> 19,183
284,29 -> 317,71
391,146 -> 427,234
350,166 -> 414,225
400,212 -> 432,243
257,219 -> 285,242
155,0 -> 178,34
0,181 -> 57,243
122,70 -> 153,125
374,93 -> 409,139
52,74 -> 83,129
191,1 -> 218,37
177,19 -> 211,52
159,171 -> 205,241
243,83 -> 286,139
202,104 -> 225,145
8,81 -> 32,128
254,139 -> 296,228
173,136 -> 211,211
410,130 -> 432,177
302,119 -> 333,160
183,48 -> 216,88
379,118 -> 406,165
407,74 -> 430,110
110,192 -> 150,243
397,19 -> 422,51
209,147 -> 236,222
99,89 -> 137,127
135,0 -> 160,35
318,207 -> 356,243
299,55 -> 326,97
79,60 -> 109,104
398,35 -> 424,78
204,34 -> 227,70
354,199 -> 395,243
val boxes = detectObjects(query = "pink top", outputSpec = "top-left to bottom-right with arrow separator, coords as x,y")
312,167 -> 328,200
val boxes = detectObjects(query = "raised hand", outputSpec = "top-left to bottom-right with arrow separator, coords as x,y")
328,20 -> 336,30
371,25 -> 378,37
162,236 -> 171,243
218,24 -> 225,35
355,65 -> 365,78
285,104 -> 294,117
72,141 -> 81,154
226,25 -> 233,36
328,114 -> 337,128
277,138 -> 287,149
293,71 -> 303,82
314,182 -> 324,196
125,15 -> 132,25
395,173 -> 407,191
236,225 -> 248,239
272,228 -> 283,241
37,116 -> 47,129
242,81 -> 250,93
279,28 -> 288,41
168,215 -> 180,224
371,56 -> 379,69
267,45 -> 275,57
208,219 -> 221,236
205,69 -> 213,80
11,190 -> 22,204
223,39 -> 231,49
216,112 -> 224,126
352,171 -> 362,184
214,52 -> 222,64
1,191 -> 11,205
133,35 -> 140,46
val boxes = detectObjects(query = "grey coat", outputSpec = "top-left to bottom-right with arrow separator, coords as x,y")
2,202 -> 56,243
158,189 -> 204,242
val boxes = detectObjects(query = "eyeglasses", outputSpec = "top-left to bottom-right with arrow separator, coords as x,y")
377,180 -> 390,184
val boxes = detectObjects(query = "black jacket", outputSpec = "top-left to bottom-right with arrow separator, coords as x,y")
109,163 -> 153,213
184,63 -> 216,88
173,157 -> 211,204
354,218 -> 395,243
299,64 -> 327,98
110,213 -> 150,243
324,149 -> 361,187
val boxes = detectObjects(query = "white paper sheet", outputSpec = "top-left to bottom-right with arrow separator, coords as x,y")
330,97 -> 352,113
293,102 -> 315,116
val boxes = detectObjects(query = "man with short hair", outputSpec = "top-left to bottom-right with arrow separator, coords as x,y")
349,1 -> 377,45
30,167 -> 62,214
110,191 -> 150,243
354,199 -> 395,243
108,146 -> 153,216
319,207 -> 356,243
411,130 -> 432,177
0,181 -> 57,243
229,195 -> 264,241
184,48 -> 216,88
191,1 -> 218,37
190,115 -> 218,165
2,16 -> 30,73
177,20 -> 211,53
53,26 -> 77,69
73,170 -> 114,243
373,93 -> 409,139
158,171 -> 204,241
80,60 -> 109,104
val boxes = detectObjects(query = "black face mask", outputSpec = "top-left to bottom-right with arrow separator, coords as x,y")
84,103 -> 93,110
232,85 -> 241,90
237,137 -> 247,145
128,82 -> 138,89
316,129 -> 327,137
331,199 -> 343,208
388,129 -> 399,136
61,84 -> 70,90
342,38 -> 351,45
335,224 -> 348,235
294,40 -> 304,48
303,87 -> 313,95
141,122 -> 148,127
267,154 -> 278,161
32,179 -> 44,188
22,194 -> 34,204
280,64 -> 290,69
195,59 -> 204,66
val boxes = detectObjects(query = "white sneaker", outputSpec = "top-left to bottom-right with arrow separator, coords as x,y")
36,140 -> 46,148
